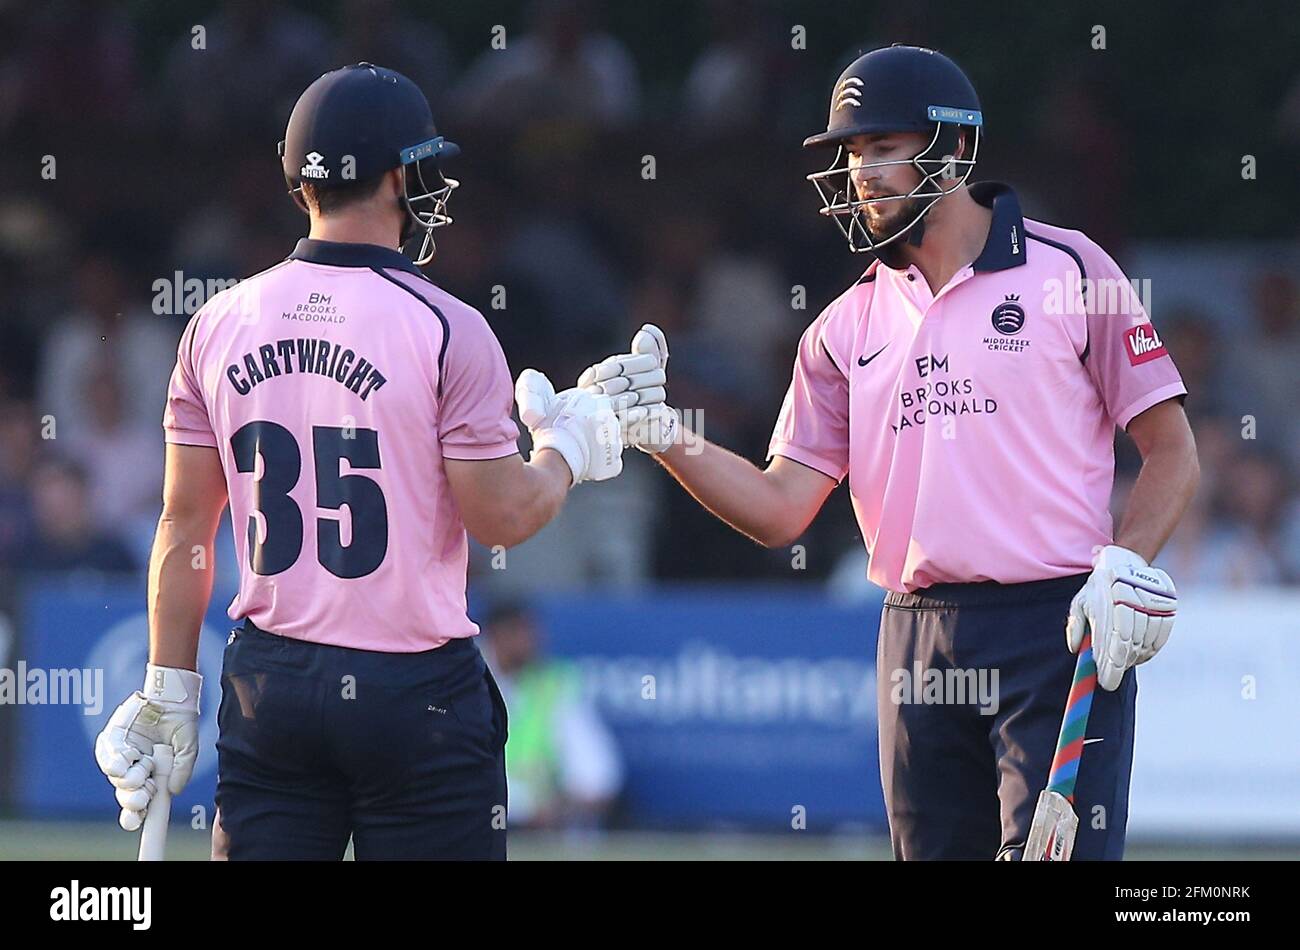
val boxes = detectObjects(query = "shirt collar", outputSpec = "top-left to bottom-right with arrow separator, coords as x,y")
288,238 -> 423,276
967,181 -> 1027,273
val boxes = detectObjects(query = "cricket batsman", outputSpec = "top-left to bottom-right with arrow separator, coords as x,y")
581,46 -> 1199,859
94,63 -> 624,859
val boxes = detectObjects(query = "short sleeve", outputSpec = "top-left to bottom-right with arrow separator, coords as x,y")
1079,244 -> 1187,430
437,309 -> 521,460
162,313 -> 217,447
767,310 -> 850,481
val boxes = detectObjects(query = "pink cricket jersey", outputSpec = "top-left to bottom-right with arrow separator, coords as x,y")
769,183 -> 1186,593
164,239 -> 520,651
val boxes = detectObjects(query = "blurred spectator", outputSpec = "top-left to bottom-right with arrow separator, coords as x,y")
682,0 -> 786,134
333,0 -> 457,116
633,206 -> 754,450
1197,450 -> 1296,586
426,192 -> 556,376
496,136 -> 627,371
1029,71 -> 1129,252
63,365 -> 163,563
470,450 -> 658,595
0,402 -> 39,570
37,251 -> 177,439
1162,307 -> 1234,419
827,544 -> 886,604
0,1 -> 137,137
24,457 -> 137,576
1226,270 -> 1300,468
1156,416 -> 1231,585
171,153 -> 302,280
481,602 -> 623,829
159,0 -> 331,145
691,253 -> 792,403
452,0 -> 640,129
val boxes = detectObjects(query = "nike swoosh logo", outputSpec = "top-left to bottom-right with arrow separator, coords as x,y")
858,344 -> 889,367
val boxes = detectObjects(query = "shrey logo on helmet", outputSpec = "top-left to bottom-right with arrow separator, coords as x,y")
300,152 -> 329,180
804,45 -> 984,258
278,62 -> 460,266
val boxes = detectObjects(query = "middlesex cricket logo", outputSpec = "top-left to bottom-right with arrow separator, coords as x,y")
991,294 -> 1025,334
834,77 -> 863,111
300,151 -> 329,179
1124,323 -> 1168,365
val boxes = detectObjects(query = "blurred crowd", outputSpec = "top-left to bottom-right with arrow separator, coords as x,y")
0,0 -> 1297,597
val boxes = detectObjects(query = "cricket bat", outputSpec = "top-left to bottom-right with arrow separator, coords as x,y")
1024,632 -> 1097,861
137,743 -> 174,862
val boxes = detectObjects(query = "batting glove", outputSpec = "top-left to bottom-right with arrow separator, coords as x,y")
515,369 -> 623,485
579,324 -> 680,455
1065,545 -> 1177,691
94,665 -> 202,831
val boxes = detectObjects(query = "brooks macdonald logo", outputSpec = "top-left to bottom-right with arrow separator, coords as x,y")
891,353 -> 997,434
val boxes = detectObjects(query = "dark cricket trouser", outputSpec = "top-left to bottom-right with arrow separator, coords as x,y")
212,620 -> 508,860
876,574 -> 1136,861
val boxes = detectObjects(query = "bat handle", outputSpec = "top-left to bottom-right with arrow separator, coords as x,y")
137,743 -> 175,862
1045,633 -> 1098,802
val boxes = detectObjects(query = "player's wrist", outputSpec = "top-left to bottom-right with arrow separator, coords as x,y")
531,442 -> 580,489
1095,544 -> 1149,570
531,427 -> 587,486
142,664 -> 202,710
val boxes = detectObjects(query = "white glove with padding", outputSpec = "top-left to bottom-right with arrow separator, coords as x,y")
515,369 -> 623,484
1065,545 -> 1177,691
579,324 -> 679,455
95,665 -> 202,832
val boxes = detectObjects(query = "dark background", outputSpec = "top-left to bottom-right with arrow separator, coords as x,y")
0,0 -> 1296,592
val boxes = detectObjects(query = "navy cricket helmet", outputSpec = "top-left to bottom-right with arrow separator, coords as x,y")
279,63 -> 460,264
804,45 -> 983,255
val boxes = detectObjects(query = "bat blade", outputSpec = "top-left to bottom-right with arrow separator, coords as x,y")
1023,631 -> 1097,862
1024,789 -> 1078,861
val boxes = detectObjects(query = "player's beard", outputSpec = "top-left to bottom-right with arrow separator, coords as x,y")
858,192 -> 924,245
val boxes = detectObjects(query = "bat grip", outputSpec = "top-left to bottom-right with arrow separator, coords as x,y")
137,743 -> 175,862
1045,633 -> 1098,801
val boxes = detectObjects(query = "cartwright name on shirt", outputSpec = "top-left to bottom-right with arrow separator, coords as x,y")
225,338 -> 388,400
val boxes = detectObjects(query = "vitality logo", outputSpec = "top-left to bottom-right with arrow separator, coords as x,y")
1124,324 -> 1168,365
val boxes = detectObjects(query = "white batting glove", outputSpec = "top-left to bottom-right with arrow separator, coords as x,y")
1065,545 -> 1177,691
515,369 -> 623,485
579,324 -> 680,455
94,665 -> 202,832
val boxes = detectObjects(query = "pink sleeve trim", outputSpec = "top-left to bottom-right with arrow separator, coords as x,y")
1114,382 -> 1188,431
441,440 -> 521,461
767,441 -> 847,483
163,427 -> 218,448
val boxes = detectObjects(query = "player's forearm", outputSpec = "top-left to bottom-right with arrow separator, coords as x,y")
147,513 -> 219,671
656,438 -> 799,547
513,449 -> 573,543
484,449 -> 572,548
1114,436 -> 1200,564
